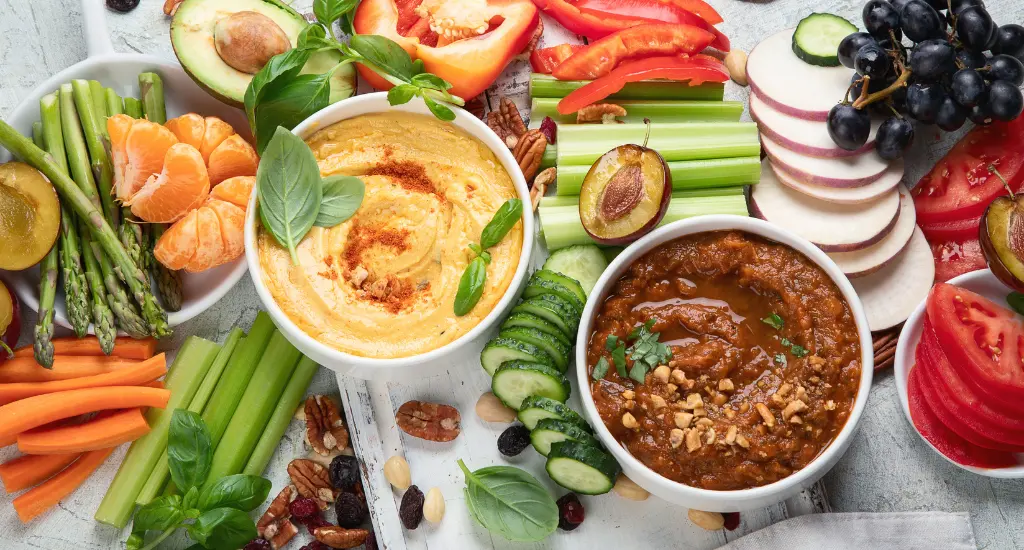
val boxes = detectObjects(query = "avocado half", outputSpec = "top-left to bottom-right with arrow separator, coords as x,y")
170,0 -> 355,108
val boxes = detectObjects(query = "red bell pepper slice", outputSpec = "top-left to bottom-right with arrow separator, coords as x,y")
552,23 -> 715,81
530,44 -> 585,74
530,0 -> 722,39
557,55 -> 729,114
575,0 -> 729,51
651,0 -> 722,25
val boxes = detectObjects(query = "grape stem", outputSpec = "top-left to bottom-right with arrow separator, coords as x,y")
853,65 -> 913,110
989,164 -> 1014,198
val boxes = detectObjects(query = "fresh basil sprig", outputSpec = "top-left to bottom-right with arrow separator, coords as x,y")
458,459 -> 558,542
455,257 -> 488,316
126,410 -> 271,550
316,175 -> 365,227
454,199 -> 523,316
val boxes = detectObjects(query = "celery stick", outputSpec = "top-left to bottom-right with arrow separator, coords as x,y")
555,157 -> 762,196
201,330 -> 302,490
94,336 -> 221,528
105,88 -> 124,118
203,313 -> 275,447
89,80 -> 108,138
136,328 -> 244,505
242,356 -> 319,476
530,73 -> 725,101
539,189 -> 750,250
124,97 -> 143,119
532,98 -> 743,124
541,147 -> 556,171
542,187 -> 745,208
557,122 -> 760,166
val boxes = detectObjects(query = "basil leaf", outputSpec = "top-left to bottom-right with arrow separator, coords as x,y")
1008,292 -> 1024,315
167,410 -> 212,491
298,24 -> 331,50
315,175 -> 364,227
458,459 -> 558,542
629,362 -> 648,384
592,357 -> 610,380
411,73 -> 452,91
256,127 -> 323,263
387,83 -> 419,106
244,48 -> 311,133
197,475 -> 272,512
187,507 -> 257,550
253,72 -> 333,154
605,335 -> 619,351
126,533 -> 144,550
423,95 -> 456,121
454,256 -> 488,316
338,12 -> 355,36
611,344 -> 627,377
313,0 -> 358,27
761,313 -> 784,330
480,199 -> 523,249
131,494 -> 183,533
182,485 -> 200,511
349,34 -> 417,81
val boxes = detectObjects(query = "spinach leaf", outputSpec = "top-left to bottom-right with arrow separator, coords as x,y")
1008,292 -> 1024,315
244,48 -> 312,132
387,83 -> 419,106
187,507 -> 257,549
253,72 -> 333,154
256,127 -> 323,264
131,494 -> 183,533
423,95 -> 456,121
349,34 -> 418,81
315,175 -> 364,227
480,199 -> 523,249
167,410 -> 212,492
313,0 -> 358,28
457,459 -> 558,542
454,256 -> 488,316
197,475 -> 272,513
411,73 -> 452,91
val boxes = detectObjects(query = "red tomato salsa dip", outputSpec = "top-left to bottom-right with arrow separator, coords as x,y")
587,231 -> 862,490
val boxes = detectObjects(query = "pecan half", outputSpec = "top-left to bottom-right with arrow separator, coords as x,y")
288,459 -> 338,510
531,167 -> 556,211
257,486 -> 297,549
512,129 -> 547,183
577,103 -> 628,124
396,400 -> 462,442
306,395 -> 350,456
487,97 -> 527,149
517,17 -> 544,59
464,96 -> 486,120
314,526 -> 370,549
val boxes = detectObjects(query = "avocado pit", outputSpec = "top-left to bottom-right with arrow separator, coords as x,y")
214,10 -> 291,74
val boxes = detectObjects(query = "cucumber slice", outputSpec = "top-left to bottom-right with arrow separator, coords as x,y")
480,337 -> 557,376
525,270 -> 587,308
510,295 -> 580,339
499,327 -> 571,372
530,418 -> 601,457
492,361 -> 570,409
518,395 -> 591,431
792,13 -> 857,67
543,244 -> 608,296
546,441 -> 621,495
501,313 -> 571,347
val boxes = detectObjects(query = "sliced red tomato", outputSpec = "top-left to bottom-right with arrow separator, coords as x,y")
552,23 -> 715,80
919,215 -> 981,242
530,44 -> 584,74
931,237 -> 987,283
913,116 -> 1024,225
575,0 -> 729,51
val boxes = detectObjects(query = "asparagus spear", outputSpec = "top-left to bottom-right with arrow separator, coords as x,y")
104,88 -> 124,123
30,124 -> 58,368
71,80 -> 118,228
89,81 -> 109,139
32,123 -> 43,147
123,97 -> 143,119
139,73 -> 167,124
40,93 -> 91,337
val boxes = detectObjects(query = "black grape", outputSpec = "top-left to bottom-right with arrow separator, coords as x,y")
956,6 -> 996,53
900,0 -> 945,42
827,105 -> 872,151
863,0 -> 901,39
839,33 -> 878,69
910,41 -> 955,80
954,48 -> 987,70
907,82 -> 946,124
992,24 -> 1024,61
936,96 -> 968,131
969,102 -> 994,126
988,81 -> 1024,121
875,117 -> 915,160
989,55 -> 1024,86
855,43 -> 891,80
951,69 -> 987,107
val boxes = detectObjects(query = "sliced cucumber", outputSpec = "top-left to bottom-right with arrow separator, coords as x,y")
501,313 -> 571,348
525,270 -> 587,308
543,244 -> 608,296
518,395 -> 591,431
492,361 -> 570,409
499,327 -> 571,373
510,295 -> 580,339
480,337 -> 557,376
792,13 -> 857,67
530,418 -> 601,457
546,441 -> 621,495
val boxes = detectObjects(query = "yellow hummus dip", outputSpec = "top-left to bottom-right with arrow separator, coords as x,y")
257,112 -> 523,358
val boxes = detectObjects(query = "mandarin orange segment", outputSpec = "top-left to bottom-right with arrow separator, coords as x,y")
190,206 -> 225,273
165,113 -> 205,150
207,134 -> 259,185
210,176 -> 255,210
154,209 -> 199,271
200,117 -> 235,164
128,143 -> 210,224
107,114 -> 135,199
154,199 -> 245,273
117,119 -> 179,201
206,199 -> 246,261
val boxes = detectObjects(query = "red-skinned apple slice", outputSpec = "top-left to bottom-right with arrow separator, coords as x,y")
772,160 -> 903,205
851,228 -> 934,331
828,186 -> 916,277
750,93 -> 880,157
762,134 -> 890,188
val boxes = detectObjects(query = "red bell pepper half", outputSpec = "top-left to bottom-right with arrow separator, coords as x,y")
530,0 -> 722,39
575,0 -> 729,51
552,23 -> 715,81
557,55 -> 729,114
530,44 -> 585,74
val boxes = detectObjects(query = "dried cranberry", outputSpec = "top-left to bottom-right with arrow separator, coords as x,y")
243,540 -> 271,550
556,493 -> 585,531
106,0 -> 139,12
539,116 -> 558,144
329,455 -> 360,491
336,491 -> 368,528
289,497 -> 320,520
497,425 -> 531,457
302,514 -> 330,535
723,511 -> 741,531
298,542 -> 329,550
399,485 -> 425,530
365,530 -> 378,550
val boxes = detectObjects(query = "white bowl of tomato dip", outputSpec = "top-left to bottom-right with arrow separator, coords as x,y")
577,215 -> 873,511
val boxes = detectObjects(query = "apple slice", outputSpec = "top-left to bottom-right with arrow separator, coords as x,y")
772,160 -> 903,204
751,93 -> 880,158
851,228 -> 934,332
762,134 -> 891,188
828,185 -> 916,277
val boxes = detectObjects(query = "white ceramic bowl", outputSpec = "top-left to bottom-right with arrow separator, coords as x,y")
893,269 -> 1024,478
575,215 -> 874,511
243,93 -> 534,380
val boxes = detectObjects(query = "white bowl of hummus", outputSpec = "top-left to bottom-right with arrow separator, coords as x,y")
244,93 -> 534,379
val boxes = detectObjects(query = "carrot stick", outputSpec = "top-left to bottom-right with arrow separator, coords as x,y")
141,380 -> 165,389
0,356 -> 140,383
18,408 -> 150,455
13,447 -> 114,522
12,337 -> 157,360
0,387 -> 171,441
0,354 -> 167,405
0,453 -> 79,493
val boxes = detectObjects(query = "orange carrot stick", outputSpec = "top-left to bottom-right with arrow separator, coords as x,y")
0,354 -> 167,405
18,408 -> 151,455
12,337 -> 157,360
0,453 -> 79,493
0,356 -> 141,383
0,387 -> 170,442
13,447 -> 114,522
140,380 -> 165,389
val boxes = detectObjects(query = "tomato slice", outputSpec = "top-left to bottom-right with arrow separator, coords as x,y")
931,237 -> 986,283
912,116 -> 1024,225
919,215 -> 981,242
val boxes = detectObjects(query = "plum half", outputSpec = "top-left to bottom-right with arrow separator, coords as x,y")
0,162 -> 60,271
578,126 -> 671,245
0,279 -> 18,362
980,192 -> 1024,292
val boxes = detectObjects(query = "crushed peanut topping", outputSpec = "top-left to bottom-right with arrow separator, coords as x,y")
674,411 -> 694,430
622,389 -> 635,400
705,428 -> 716,445
735,433 -> 750,448
670,428 -> 685,449
650,395 -> 668,410
622,412 -> 638,429
671,369 -> 687,385
684,393 -> 704,410
685,428 -> 702,452
756,403 -> 776,428
652,365 -> 671,383
725,425 -> 738,445
719,378 -> 734,392
782,399 -> 808,422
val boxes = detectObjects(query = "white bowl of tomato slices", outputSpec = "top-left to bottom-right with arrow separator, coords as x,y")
895,269 -> 1024,477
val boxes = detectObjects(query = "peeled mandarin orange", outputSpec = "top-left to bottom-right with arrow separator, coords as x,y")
199,117 -> 235,164
113,118 -> 180,201
128,143 -> 210,224
164,113 -> 205,150
206,199 -> 246,260
153,199 -> 245,272
107,114 -> 135,199
210,176 -> 255,210
207,134 -> 259,185
153,209 -> 198,270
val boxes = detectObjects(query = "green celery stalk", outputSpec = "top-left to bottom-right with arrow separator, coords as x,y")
135,328 -> 244,505
539,189 -> 750,250
201,330 -> 302,491
530,73 -> 725,101
532,98 -> 743,124
543,187 -> 745,209
556,122 -> 760,166
89,80 -> 108,138
105,88 -> 124,118
242,356 -> 319,476
124,97 -> 143,119
555,157 -> 762,196
540,147 -> 556,171
94,336 -> 222,528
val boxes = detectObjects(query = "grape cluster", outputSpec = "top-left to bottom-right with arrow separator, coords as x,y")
829,0 -> 1024,160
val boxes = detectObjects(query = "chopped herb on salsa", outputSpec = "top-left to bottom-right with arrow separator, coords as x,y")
611,343 -> 627,377
774,353 -> 787,366
605,335 -> 620,351
592,357 -> 610,380
791,344 -> 809,357
625,319 -> 671,384
781,338 -> 791,347
762,313 -> 784,330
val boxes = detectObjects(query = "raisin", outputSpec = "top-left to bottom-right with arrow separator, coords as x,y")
302,514 -> 330,536
399,485 -> 425,530
335,492 -> 368,528
497,425 -> 531,456
539,116 -> 558,145
365,530 -> 378,550
243,540 -> 271,550
329,455 -> 360,491
723,511 -> 741,531
106,0 -> 139,12
556,493 -> 585,531
298,542 -> 329,550
289,497 -> 320,520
